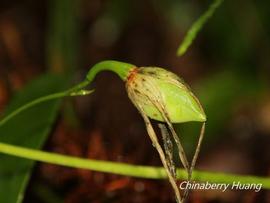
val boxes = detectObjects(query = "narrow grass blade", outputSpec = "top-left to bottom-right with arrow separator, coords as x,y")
177,0 -> 224,56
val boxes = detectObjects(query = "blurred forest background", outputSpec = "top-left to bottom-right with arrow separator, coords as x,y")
0,0 -> 269,203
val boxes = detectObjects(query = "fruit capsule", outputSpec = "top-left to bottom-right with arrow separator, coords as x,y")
126,67 -> 206,123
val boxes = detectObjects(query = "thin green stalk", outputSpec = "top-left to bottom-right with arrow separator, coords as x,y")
177,0 -> 224,56
0,81 -> 92,127
0,92 -> 67,127
0,60 -> 134,127
86,60 -> 135,82
0,142 -> 269,189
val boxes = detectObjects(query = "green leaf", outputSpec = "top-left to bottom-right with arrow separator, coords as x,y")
0,74 -> 66,203
177,0 -> 224,56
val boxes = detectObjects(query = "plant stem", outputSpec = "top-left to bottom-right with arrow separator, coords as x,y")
0,92 -> 67,127
0,60 -> 134,127
0,142 -> 269,189
0,81 -> 93,127
86,60 -> 135,82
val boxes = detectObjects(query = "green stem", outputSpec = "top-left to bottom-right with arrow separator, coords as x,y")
0,92 -> 67,127
0,60 -> 133,127
0,81 -> 93,127
86,60 -> 135,82
0,142 -> 269,189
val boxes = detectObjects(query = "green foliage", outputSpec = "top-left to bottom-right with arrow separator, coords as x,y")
0,74 -> 67,203
177,0 -> 224,56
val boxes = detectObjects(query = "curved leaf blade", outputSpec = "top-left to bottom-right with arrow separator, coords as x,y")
0,74 -> 66,203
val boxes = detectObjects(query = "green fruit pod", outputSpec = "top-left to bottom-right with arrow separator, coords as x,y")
126,67 -> 206,123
